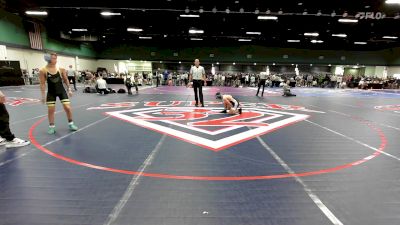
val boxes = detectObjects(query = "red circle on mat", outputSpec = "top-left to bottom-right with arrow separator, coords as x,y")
29,116 -> 387,181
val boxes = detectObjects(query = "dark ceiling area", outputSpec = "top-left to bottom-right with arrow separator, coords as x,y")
4,0 -> 400,51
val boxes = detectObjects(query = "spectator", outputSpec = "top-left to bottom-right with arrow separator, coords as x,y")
0,90 -> 30,148
336,75 -> 343,88
96,75 -> 109,95
125,74 -> 138,95
330,74 -> 337,88
282,81 -> 296,97
307,74 -> 313,87
67,65 -> 77,91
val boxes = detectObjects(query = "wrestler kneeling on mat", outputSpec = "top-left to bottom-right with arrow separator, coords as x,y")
216,92 -> 242,115
39,53 -> 79,134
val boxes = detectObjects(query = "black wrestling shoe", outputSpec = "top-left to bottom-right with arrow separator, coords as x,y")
238,108 -> 242,114
220,110 -> 227,113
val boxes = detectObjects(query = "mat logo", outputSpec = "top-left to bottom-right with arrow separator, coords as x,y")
106,107 -> 309,151
375,105 -> 400,113
5,97 -> 40,106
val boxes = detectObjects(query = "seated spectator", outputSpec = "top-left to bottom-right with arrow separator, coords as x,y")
282,80 -> 296,97
125,74 -> 138,95
96,75 -> 109,95
358,79 -> 368,89
339,82 -> 347,89
312,80 -> 318,87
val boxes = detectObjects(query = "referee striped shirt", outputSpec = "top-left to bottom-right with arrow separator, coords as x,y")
190,66 -> 205,80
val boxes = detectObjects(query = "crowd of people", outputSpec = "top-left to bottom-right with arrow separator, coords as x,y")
22,67 -> 400,91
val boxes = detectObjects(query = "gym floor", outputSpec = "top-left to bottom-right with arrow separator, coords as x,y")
1,85 -> 400,225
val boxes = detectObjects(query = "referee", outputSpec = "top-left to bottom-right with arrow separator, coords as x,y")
189,59 -> 206,107
256,72 -> 268,97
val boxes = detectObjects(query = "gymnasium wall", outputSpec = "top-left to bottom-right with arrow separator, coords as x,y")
387,66 -> 400,76
3,8 -> 400,78
97,43 -> 390,66
4,47 -> 98,72
0,9 -> 97,58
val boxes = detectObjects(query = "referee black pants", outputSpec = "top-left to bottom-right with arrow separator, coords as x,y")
256,79 -> 266,96
0,103 -> 15,141
193,80 -> 204,106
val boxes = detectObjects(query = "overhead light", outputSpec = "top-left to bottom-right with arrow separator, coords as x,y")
383,36 -> 398,39
258,16 -> 278,20
199,8 -> 204,13
386,0 -> 400,4
233,62 -> 236,65
180,14 -> 200,18
353,66 -> 359,69
139,36 -> 152,39
212,7 -> 217,13
25,10 -> 48,15
331,12 -> 336,17
304,32 -> 319,37
287,40 -> 300,43
179,61 -> 182,64
240,8 -> 244,13
127,28 -> 143,32
246,32 -> 261,35
101,12 -> 121,16
298,2 -> 303,5
354,41 -> 367,45
190,38 -> 203,41
238,39 -> 252,42
338,18 -> 358,23
317,10 -> 322,16
273,63 -> 276,65
255,9 -> 260,14
328,64 -> 332,66
226,8 -> 230,14
72,29 -> 87,32
102,35 -> 106,38
254,63 -> 257,65
332,34 -> 347,38
311,40 -> 324,43
216,62 -> 220,65
189,29 -> 204,34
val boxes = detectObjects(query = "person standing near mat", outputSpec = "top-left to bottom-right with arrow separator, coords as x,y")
0,90 -> 30,148
67,65 -> 77,91
39,53 -> 78,134
256,71 -> 268,97
188,59 -> 206,107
